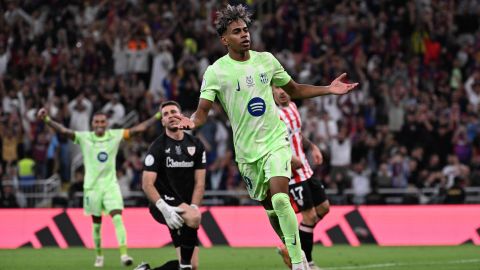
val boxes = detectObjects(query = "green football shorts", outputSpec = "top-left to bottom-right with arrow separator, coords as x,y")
238,145 -> 292,201
83,184 -> 124,216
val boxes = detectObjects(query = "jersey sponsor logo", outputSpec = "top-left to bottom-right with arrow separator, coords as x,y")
97,151 -> 108,163
246,75 -> 255,87
187,146 -> 196,156
164,195 -> 175,201
247,97 -> 266,117
145,154 -> 155,166
236,80 -> 240,91
166,157 -> 194,168
259,72 -> 268,84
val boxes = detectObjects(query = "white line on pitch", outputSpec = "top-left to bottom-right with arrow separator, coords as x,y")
324,259 -> 480,270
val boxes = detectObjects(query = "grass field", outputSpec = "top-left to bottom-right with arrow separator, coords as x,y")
0,245 -> 479,270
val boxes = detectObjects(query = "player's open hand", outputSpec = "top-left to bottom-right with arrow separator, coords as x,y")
36,108 -> 48,120
329,73 -> 359,95
156,199 -> 185,229
173,115 -> 195,130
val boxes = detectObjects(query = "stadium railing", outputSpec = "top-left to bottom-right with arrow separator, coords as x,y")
2,175 -> 61,207
2,179 -> 479,207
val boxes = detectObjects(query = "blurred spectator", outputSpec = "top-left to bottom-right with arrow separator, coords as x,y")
101,93 -> 125,127
349,160 -> 371,205
444,177 -> 466,204
17,152 -> 35,189
149,39 -> 174,102
0,183 -> 19,208
68,168 -> 84,207
68,93 -> 92,131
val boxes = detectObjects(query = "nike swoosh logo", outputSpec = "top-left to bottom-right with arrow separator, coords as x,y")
236,80 -> 240,91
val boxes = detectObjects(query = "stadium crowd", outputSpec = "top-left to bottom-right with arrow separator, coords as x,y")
1,0 -> 480,207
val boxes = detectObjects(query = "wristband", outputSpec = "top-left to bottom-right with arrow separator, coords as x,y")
190,204 -> 199,209
44,116 -> 51,123
155,112 -> 162,120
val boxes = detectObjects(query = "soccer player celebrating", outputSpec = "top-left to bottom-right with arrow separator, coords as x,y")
135,101 -> 206,270
274,86 -> 330,270
36,107 -> 162,267
175,4 -> 357,270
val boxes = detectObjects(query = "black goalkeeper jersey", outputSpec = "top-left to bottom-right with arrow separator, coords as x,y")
143,132 -> 206,205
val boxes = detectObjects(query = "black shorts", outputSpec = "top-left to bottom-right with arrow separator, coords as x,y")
148,197 -> 199,247
288,178 -> 328,213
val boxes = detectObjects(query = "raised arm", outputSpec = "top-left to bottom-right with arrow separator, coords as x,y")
175,98 -> 213,130
36,108 -> 75,140
126,112 -> 162,137
281,73 -> 358,99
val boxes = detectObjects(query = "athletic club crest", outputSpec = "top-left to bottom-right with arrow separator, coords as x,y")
187,146 -> 196,156
259,72 -> 268,84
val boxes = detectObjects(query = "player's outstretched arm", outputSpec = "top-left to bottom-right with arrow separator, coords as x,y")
127,111 -> 162,137
174,98 -> 213,130
281,73 -> 359,99
36,108 -> 75,140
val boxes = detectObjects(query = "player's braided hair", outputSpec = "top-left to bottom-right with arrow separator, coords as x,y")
215,4 -> 252,36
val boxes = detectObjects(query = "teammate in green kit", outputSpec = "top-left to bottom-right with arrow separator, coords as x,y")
36,107 -> 162,267
174,4 -> 358,270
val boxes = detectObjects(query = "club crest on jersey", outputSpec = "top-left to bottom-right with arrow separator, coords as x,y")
187,146 -> 196,156
97,151 -> 108,162
259,72 -> 268,84
175,145 -> 182,155
247,97 -> 266,117
246,75 -> 255,87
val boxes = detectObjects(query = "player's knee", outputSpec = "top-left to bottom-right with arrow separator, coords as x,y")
271,193 -> 290,211
188,215 -> 201,229
184,210 -> 201,228
316,201 -> 330,219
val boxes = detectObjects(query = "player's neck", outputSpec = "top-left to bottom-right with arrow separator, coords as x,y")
228,49 -> 250,61
166,129 -> 184,141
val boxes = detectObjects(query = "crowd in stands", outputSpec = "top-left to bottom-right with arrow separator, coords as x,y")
1,0 -> 480,207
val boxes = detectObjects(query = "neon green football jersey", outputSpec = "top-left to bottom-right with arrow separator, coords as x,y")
200,50 -> 291,163
74,129 -> 124,189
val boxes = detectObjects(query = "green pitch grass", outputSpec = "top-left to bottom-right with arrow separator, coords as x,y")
0,245 -> 478,270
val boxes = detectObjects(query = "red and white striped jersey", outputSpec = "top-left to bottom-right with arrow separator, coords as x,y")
277,102 -> 313,184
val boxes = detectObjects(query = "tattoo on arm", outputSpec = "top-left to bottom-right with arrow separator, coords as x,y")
48,119 -> 75,140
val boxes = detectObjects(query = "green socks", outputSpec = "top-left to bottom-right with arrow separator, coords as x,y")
266,209 -> 284,242
271,193 -> 302,264
93,223 -> 102,256
112,214 -> 128,255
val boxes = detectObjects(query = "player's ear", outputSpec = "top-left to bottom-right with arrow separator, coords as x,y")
220,35 -> 228,46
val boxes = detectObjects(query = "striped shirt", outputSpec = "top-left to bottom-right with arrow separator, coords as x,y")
277,102 -> 313,184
